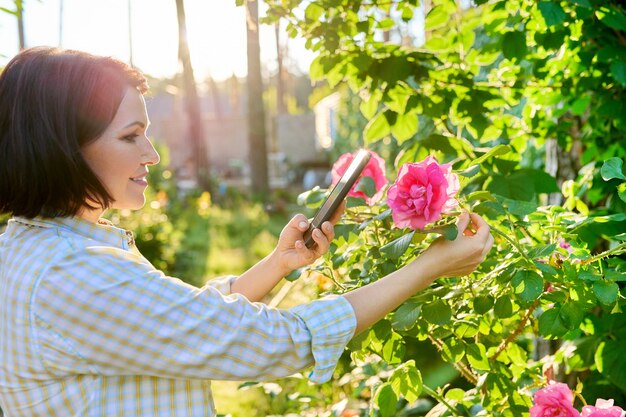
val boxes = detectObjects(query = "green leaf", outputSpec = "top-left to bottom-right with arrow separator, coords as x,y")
595,341 -> 626,391
355,176 -> 377,198
571,96 -> 591,115
382,332 -> 406,364
518,169 -> 560,194
469,145 -> 512,166
425,224 -> 458,240
297,186 -> 326,207
618,183 -> 626,203
304,2 -> 324,21
538,2 -> 567,26
512,270 -> 544,302
441,338 -> 465,362
375,383 -> 398,417
499,198 -> 538,217
527,243 -> 557,259
309,56 -> 325,81
380,232 -> 415,260
390,360 -> 423,402
360,90 -> 381,119
446,388 -> 465,401
425,5 -> 449,30
502,31 -> 527,61
467,191 -> 496,202
364,111 -> 391,143
455,321 -> 479,338
610,61 -> 626,87
538,308 -> 568,338
425,36 -> 449,51
534,261 -> 558,276
401,5 -> 414,22
593,280 -> 619,305
559,302 -> 584,330
284,268 -> 304,282
459,165 -> 480,178
346,196 -> 367,208
596,6 -> 626,31
494,297 -> 514,318
391,299 -> 421,331
422,299 -> 452,325
391,112 -> 419,144
601,158 -> 626,181
466,343 -> 490,371
474,295 -> 494,314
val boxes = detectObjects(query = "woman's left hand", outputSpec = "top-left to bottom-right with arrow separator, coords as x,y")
273,203 -> 344,274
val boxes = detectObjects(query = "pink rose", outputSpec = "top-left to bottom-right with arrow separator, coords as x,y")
581,399 -> 626,417
530,382 -> 580,417
331,150 -> 387,205
386,156 -> 460,229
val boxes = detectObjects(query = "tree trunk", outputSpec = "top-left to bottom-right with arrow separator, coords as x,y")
16,0 -> 25,50
275,21 -> 286,114
246,0 -> 269,198
206,75 -> 222,119
175,0 -> 211,190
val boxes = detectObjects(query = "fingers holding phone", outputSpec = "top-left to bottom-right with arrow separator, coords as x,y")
274,214 -> 337,273
304,150 -> 371,248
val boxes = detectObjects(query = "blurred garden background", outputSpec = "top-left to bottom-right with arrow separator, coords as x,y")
2,0 -> 626,416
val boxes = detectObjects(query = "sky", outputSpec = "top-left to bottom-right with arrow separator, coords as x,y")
0,0 -> 314,81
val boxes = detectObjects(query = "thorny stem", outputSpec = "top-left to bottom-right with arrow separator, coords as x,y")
325,266 -> 347,291
428,334 -> 478,385
491,227 -> 534,266
574,390 -> 588,407
489,298 -> 540,361
584,241 -> 626,265
422,384 -> 461,417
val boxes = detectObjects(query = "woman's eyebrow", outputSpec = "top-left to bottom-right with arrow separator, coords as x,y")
123,121 -> 146,129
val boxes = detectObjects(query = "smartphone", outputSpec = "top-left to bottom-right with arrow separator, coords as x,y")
303,149 -> 372,248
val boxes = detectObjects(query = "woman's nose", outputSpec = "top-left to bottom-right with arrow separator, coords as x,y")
142,137 -> 160,166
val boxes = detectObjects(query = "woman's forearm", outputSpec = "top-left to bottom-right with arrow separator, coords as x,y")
230,251 -> 289,302
343,254 -> 438,335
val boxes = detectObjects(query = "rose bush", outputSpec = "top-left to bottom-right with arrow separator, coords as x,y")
260,0 -> 626,415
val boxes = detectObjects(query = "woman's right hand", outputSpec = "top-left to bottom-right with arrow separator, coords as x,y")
420,211 -> 494,279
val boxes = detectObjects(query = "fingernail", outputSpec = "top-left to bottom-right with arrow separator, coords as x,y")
299,221 -> 308,229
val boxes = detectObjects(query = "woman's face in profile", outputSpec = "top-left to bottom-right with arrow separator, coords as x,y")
81,87 -> 160,217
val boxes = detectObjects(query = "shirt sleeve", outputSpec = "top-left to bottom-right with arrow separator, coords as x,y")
32,246 -> 356,384
204,275 -> 237,295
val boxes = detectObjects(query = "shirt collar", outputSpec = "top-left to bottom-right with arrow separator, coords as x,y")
11,216 -> 134,250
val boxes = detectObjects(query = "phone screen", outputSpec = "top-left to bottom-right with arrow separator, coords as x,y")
303,149 -> 371,248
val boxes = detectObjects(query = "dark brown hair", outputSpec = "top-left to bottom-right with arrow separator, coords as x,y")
0,47 -> 148,218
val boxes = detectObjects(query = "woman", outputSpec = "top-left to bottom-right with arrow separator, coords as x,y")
0,47 -> 493,417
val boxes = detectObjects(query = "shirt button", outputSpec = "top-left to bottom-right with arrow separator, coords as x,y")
125,231 -> 135,246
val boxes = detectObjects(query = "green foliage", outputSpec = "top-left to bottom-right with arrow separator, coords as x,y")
261,0 -> 626,415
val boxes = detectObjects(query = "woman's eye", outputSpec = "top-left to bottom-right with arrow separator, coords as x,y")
121,134 -> 139,143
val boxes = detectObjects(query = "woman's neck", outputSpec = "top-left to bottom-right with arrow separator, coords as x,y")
76,207 -> 106,224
